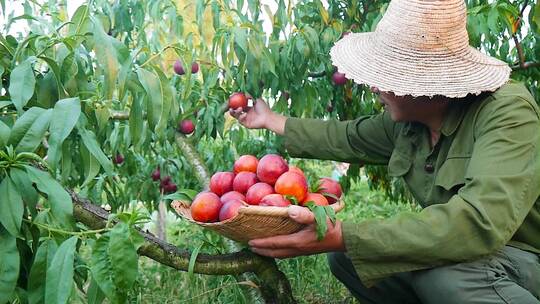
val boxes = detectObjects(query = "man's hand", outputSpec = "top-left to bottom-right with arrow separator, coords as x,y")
249,205 -> 346,258
229,98 -> 287,135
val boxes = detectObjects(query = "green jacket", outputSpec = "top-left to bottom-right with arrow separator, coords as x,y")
282,80 -> 540,286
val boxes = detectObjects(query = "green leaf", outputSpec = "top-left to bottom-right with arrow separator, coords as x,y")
324,205 -> 337,226
38,56 -> 67,99
0,120 -> 10,148
0,176 -> 23,236
533,0 -> 540,30
196,0 -> 206,32
233,27 -> 248,54
16,108 -> 53,153
90,235 -> 116,301
80,144 -> 100,188
302,26 -> 319,54
109,222 -> 139,291
136,68 -> 161,131
77,127 -> 114,176
7,107 -> 46,147
306,203 -> 328,241
117,53 -> 134,101
91,16 -> 119,101
45,236 -> 77,304
87,277 -> 105,304
188,244 -> 203,277
9,57 -> 36,112
94,105 -> 110,133
211,0 -> 221,30
0,100 -> 12,109
9,168 -> 39,217
128,89 -> 143,147
153,67 -> 173,137
25,166 -> 73,228
28,239 -> 58,304
487,6 -> 500,33
47,98 -> 81,169
60,141 -> 72,183
36,72 -> 59,108
0,225 -> 19,304
68,5 -> 91,36
163,189 -> 198,201
109,123 -> 120,155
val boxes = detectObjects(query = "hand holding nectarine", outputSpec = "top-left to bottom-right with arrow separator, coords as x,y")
249,205 -> 345,258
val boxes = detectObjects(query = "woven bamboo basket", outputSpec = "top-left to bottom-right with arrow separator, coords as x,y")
171,200 -> 345,243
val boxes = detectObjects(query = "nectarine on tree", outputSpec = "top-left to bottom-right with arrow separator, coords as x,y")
178,119 -> 195,134
173,60 -> 185,75
151,168 -> 161,181
228,92 -> 248,110
113,153 -> 124,165
163,183 -> 177,194
332,72 -> 347,86
191,62 -> 199,74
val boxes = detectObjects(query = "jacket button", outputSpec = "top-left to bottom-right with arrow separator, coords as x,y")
424,163 -> 434,173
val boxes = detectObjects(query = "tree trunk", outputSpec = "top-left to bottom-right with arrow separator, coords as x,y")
156,200 -> 167,241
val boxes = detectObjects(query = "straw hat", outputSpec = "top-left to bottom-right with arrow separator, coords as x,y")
330,0 -> 511,98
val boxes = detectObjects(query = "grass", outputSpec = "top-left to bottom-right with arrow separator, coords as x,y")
133,168 -> 420,304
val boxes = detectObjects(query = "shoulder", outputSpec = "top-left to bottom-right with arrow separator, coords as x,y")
490,80 -> 536,104
469,81 -> 539,130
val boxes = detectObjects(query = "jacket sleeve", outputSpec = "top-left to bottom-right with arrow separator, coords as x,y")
342,95 -> 540,286
282,111 -> 399,164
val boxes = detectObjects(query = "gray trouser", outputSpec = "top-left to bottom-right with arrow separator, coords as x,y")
327,246 -> 540,304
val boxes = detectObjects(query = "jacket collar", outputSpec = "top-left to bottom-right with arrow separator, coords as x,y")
440,103 -> 467,136
441,92 -> 489,136
401,93 -> 487,138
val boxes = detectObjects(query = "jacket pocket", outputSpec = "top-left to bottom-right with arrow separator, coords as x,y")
387,151 -> 412,177
435,157 -> 470,191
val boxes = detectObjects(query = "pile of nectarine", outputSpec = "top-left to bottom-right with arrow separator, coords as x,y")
190,154 -> 342,223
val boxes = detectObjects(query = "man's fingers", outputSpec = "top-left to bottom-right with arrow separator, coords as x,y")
250,247 -> 301,259
288,205 -> 315,224
238,113 -> 248,123
229,108 -> 242,118
248,233 -> 302,249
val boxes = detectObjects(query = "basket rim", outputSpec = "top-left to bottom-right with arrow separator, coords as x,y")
171,199 -> 345,226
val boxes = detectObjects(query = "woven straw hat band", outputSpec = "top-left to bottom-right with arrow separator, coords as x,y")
330,0 -> 511,98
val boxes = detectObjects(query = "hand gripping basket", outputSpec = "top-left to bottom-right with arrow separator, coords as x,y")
171,200 -> 345,243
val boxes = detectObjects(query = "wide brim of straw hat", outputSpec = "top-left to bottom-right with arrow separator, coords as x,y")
330,32 -> 512,98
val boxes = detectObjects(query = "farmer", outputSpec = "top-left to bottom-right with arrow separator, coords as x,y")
230,0 -> 540,302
